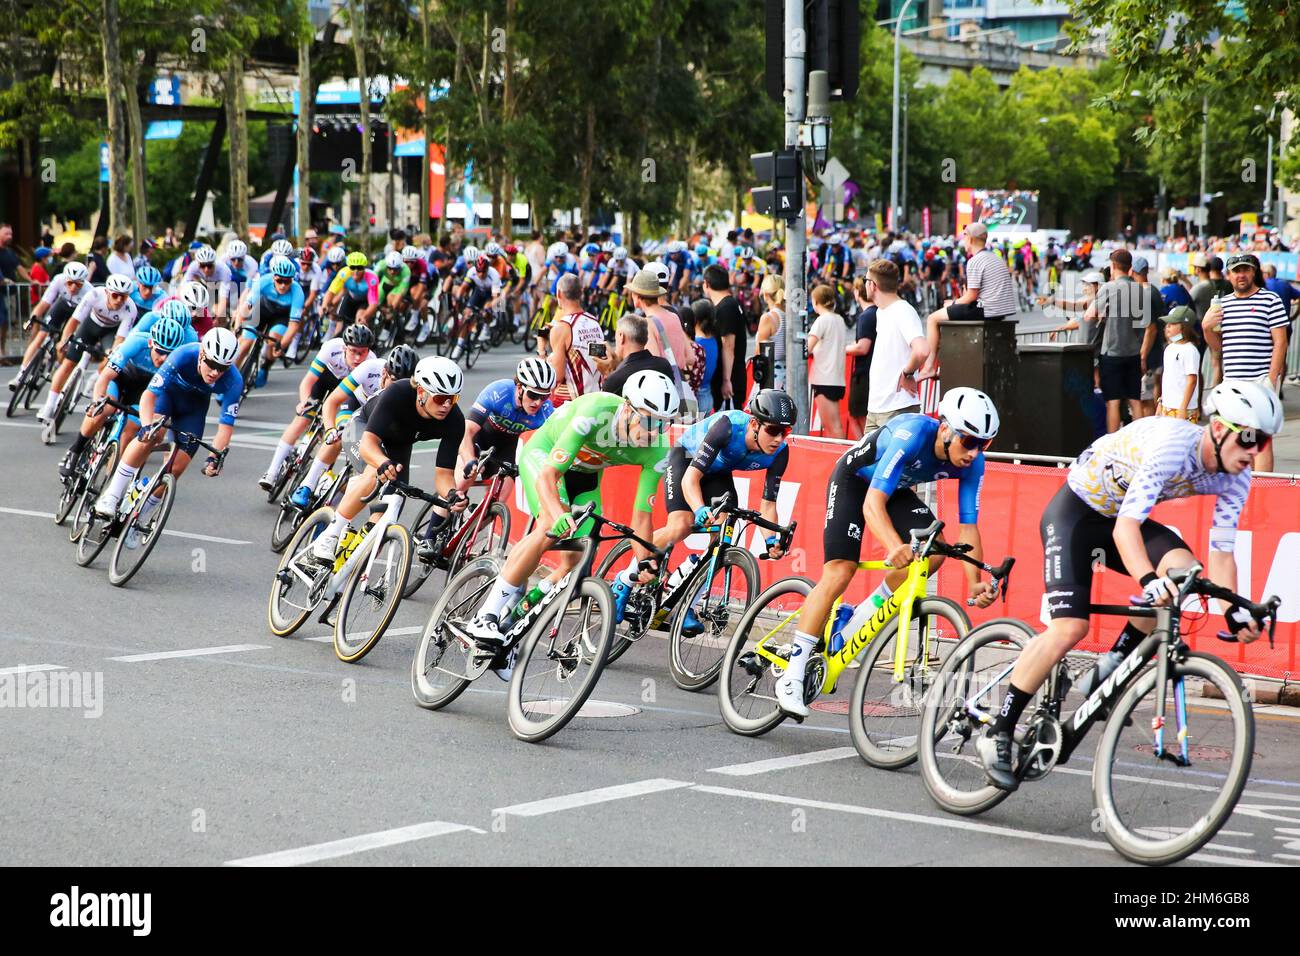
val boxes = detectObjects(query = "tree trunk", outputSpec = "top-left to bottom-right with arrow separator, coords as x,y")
224,58 -> 249,237
99,0 -> 129,237
122,58 -> 148,242
442,30 -> 463,235
680,139 -> 695,239
500,0 -> 515,238
296,0 -> 312,239
579,103 -> 594,238
419,0 -> 432,235
733,183 -> 742,228
348,0 -> 372,245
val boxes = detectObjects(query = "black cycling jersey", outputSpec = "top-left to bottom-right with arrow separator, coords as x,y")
359,378 -> 464,473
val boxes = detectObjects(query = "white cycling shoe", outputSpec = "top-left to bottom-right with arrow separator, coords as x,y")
774,670 -> 811,718
93,492 -> 121,519
310,531 -> 340,563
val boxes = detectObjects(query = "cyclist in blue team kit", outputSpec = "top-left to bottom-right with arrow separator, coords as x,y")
58,313 -> 195,479
234,255 -> 305,383
777,387 -> 1004,716
455,357 -> 556,497
259,238 -> 297,275
93,328 -> 243,537
132,266 -> 166,315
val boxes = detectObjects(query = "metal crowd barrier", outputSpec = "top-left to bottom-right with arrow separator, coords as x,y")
1,282 -> 43,357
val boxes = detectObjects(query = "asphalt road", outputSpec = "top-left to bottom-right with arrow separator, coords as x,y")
3,328 -> 1299,868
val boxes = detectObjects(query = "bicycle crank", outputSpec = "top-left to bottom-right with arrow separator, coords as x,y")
1016,714 -> 1062,781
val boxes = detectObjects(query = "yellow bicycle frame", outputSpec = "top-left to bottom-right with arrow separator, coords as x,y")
752,555 -> 932,696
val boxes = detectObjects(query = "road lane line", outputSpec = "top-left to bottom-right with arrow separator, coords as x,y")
708,747 -> 857,776
109,644 -> 269,663
0,420 -> 41,428
224,821 -> 483,866
0,506 -> 250,545
0,664 -> 66,676
306,625 -> 424,644
689,784 -> 1286,867
0,506 -> 58,519
495,779 -> 695,817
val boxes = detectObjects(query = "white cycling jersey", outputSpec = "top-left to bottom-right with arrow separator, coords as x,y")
310,337 -> 359,380
342,357 -> 386,404
40,273 -> 90,308
73,285 -> 139,331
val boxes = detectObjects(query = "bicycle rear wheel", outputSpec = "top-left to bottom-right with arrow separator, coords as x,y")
849,596 -> 970,770
917,618 -> 1035,816
667,547 -> 759,692
73,451 -> 118,562
6,364 -> 30,418
447,501 -> 509,581
50,366 -> 82,440
268,508 -> 334,637
108,474 -> 176,587
334,523 -> 412,662
270,500 -> 305,553
411,556 -> 502,710
594,539 -> 642,665
507,578 -> 615,743
718,576 -> 815,737
1093,652 -> 1253,866
54,448 -> 91,527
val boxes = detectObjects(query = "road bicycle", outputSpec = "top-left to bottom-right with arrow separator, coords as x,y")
594,496 -> 793,689
403,448 -> 513,599
917,563 -> 1279,866
269,478 -> 453,663
262,399 -> 323,506
411,501 -> 647,743
57,395 -> 130,530
43,341 -> 107,445
270,453 -> 353,554
523,292 -> 554,354
719,520 -> 1013,770
597,289 -> 626,340
6,318 -> 58,418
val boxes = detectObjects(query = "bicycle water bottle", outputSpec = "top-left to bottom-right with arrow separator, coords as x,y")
837,595 -> 884,655
664,554 -> 701,592
513,580 -> 553,620
828,603 -> 854,654
126,476 -> 150,507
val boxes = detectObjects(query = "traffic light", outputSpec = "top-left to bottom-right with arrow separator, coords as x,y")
764,0 -> 860,103
751,149 -> 803,221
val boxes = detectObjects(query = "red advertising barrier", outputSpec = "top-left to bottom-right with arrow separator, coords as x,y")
506,435 -> 1300,680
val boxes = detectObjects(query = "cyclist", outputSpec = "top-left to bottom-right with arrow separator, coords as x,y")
182,246 -> 234,322
401,245 -> 430,336
777,387 -> 1004,717
233,255 -> 305,384
154,280 -> 215,336
257,323 -> 374,491
450,246 -> 503,360
38,274 -> 139,422
502,243 -> 532,329
259,238 -> 297,275
285,344 -> 418,511
310,356 -> 469,563
93,327 -> 243,539
377,250 -> 411,322
598,245 -> 638,301
533,240 -> 578,299
58,312 -> 194,480
976,380 -> 1278,790
649,388 -> 795,630
463,370 -> 680,649
321,244 -> 348,291
13,261 -> 89,390
222,239 -> 259,320
322,251 -> 379,339
484,241 -> 520,329
132,265 -> 166,315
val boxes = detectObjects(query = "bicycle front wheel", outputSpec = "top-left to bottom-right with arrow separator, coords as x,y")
849,596 -> 970,770
411,556 -> 502,710
507,578 -> 615,743
334,523 -> 412,662
718,576 -> 816,737
1093,651 -> 1253,866
108,474 -> 176,587
268,508 -> 334,637
668,547 -> 759,692
73,449 -> 119,562
447,501 -> 510,581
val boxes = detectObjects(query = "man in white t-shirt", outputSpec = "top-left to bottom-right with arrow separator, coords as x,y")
807,284 -> 850,439
864,259 -> 930,429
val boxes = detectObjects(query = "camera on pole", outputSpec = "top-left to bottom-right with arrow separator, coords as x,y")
750,149 -> 803,221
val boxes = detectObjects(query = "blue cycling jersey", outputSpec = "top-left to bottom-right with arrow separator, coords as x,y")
849,413 -> 984,524
680,410 -> 786,474
467,378 -> 554,437
543,261 -> 579,295
259,250 -> 300,275
147,342 -> 243,426
247,273 -> 305,323
131,289 -> 165,313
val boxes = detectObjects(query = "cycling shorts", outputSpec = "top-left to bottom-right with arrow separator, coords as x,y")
65,322 -> 117,364
472,429 -> 523,476
663,445 -> 737,515
151,388 -> 207,456
519,442 -> 601,537
110,369 -> 152,410
307,369 -> 342,406
822,458 -> 937,564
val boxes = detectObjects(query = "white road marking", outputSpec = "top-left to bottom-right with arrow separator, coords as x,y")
1275,853 -> 1300,862
1012,760 -> 1300,803
224,820 -> 483,866
0,506 -> 57,519
0,663 -> 66,676
1205,843 -> 1255,854
0,420 -> 41,428
0,505 -> 250,545
494,778 -> 695,817
108,644 -> 269,663
690,784 -> 1286,867
708,747 -> 858,776
304,625 -> 423,644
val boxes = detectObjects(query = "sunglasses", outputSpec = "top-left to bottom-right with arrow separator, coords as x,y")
759,423 -> 791,439
1217,417 -> 1272,451
954,432 -> 993,452
273,276 -> 293,284
150,345 -> 172,357
202,356 -> 230,372
521,388 -> 550,402
422,393 -> 457,408
199,262 -> 215,269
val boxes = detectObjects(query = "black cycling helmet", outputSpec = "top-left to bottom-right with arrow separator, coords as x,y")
748,388 -> 797,428
343,324 -> 374,348
385,344 -> 418,379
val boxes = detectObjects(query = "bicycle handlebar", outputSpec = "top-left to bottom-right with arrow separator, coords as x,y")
364,477 -> 458,510
1129,563 -> 1281,648
905,519 -> 1016,605
704,495 -> 797,555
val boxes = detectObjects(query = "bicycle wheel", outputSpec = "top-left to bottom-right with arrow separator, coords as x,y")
1093,652 -> 1253,866
268,432 -> 316,504
507,578 -> 616,743
917,618 -> 1036,816
334,523 -> 412,662
718,576 -> 816,737
108,474 -> 176,587
401,500 -> 444,599
268,507 -> 334,637
72,451 -> 118,561
5,364 -> 29,418
462,330 -> 479,369
54,448 -> 91,527
593,539 -> 644,665
523,309 -> 539,353
447,501 -> 510,581
668,547 -> 760,692
849,596 -> 971,770
270,500 -> 305,554
51,367 -> 82,438
410,556 -> 503,710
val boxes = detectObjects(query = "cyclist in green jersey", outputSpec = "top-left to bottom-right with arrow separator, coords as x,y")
464,370 -> 681,648
377,252 -> 412,313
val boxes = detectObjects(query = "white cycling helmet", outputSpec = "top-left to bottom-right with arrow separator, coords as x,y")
462,246 -> 481,265
104,274 -> 134,295
401,244 -> 422,261
270,239 -> 294,257
613,246 -> 628,261
938,386 -> 1000,440
622,369 -> 680,421
1208,380 -> 1284,436
179,280 -> 210,311
485,241 -> 503,258
200,327 -> 239,366
739,246 -> 755,260
193,245 -> 216,264
384,251 -> 404,270
601,240 -> 616,253
326,245 -> 347,264
62,262 -> 89,283
548,241 -> 568,259
515,357 -> 556,392
413,356 -> 463,396
227,239 -> 248,260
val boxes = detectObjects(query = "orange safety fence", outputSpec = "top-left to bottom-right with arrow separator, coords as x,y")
504,432 -> 1300,681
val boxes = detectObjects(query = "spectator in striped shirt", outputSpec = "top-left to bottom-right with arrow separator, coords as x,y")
1203,252 -> 1288,471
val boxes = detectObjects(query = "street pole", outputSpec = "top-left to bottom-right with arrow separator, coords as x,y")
889,0 -> 916,232
1198,95 -> 1208,239
783,0 -> 809,433
1265,102 -> 1278,225
900,87 -> 909,229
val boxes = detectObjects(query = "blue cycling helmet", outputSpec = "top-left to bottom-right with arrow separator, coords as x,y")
695,243 -> 708,257
149,316 -> 188,353
161,300 -> 192,325
270,255 -> 297,278
137,265 -> 162,287
584,243 -> 599,256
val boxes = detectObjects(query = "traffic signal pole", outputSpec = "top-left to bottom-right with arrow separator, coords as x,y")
783,0 -> 810,434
